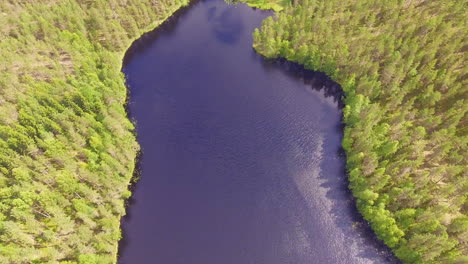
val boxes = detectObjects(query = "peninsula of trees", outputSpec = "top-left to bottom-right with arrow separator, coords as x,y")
249,0 -> 467,262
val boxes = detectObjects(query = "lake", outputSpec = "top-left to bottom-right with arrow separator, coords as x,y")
119,0 -> 398,263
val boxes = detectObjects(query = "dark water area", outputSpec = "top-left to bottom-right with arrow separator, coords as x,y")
119,0 -> 398,263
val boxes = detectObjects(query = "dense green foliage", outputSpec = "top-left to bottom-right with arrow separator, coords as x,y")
0,0 -> 188,263
240,0 -> 286,12
1,0 -> 466,263
250,0 -> 467,263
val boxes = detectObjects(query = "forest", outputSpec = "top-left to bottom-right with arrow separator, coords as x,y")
248,0 -> 467,263
0,0 -> 188,263
0,0 -> 466,263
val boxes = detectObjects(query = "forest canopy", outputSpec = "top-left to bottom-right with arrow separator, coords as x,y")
0,0 -> 466,263
247,0 -> 467,263
0,0 -> 187,263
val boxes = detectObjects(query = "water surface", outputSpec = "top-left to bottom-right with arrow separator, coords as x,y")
119,0 -> 397,263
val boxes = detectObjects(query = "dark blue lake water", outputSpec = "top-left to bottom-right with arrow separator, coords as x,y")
119,0 -> 397,263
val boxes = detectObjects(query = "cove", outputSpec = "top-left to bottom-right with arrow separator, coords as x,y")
119,0 -> 398,263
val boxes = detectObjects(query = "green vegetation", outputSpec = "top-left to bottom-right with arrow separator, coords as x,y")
0,0 -> 188,263
241,0 -> 287,12
1,0 -> 466,263
250,0 -> 467,263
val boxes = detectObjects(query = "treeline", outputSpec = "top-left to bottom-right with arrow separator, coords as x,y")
0,0 -> 188,263
250,0 -> 467,263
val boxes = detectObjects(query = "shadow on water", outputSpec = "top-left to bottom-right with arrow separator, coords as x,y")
122,0 -> 201,69
258,55 -> 400,263
118,0 -> 400,263
118,1 -> 199,256
317,104 -> 400,262
257,56 -> 345,107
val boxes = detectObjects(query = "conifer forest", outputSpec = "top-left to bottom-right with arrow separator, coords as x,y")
0,0 -> 466,263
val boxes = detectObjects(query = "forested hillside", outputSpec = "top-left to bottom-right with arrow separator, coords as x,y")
250,0 -> 467,263
0,0 -> 188,263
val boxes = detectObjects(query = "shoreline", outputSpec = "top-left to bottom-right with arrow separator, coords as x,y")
116,0 -> 196,262
117,0 -> 399,263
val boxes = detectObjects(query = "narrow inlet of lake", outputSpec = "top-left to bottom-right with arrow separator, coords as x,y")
119,0 -> 398,263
